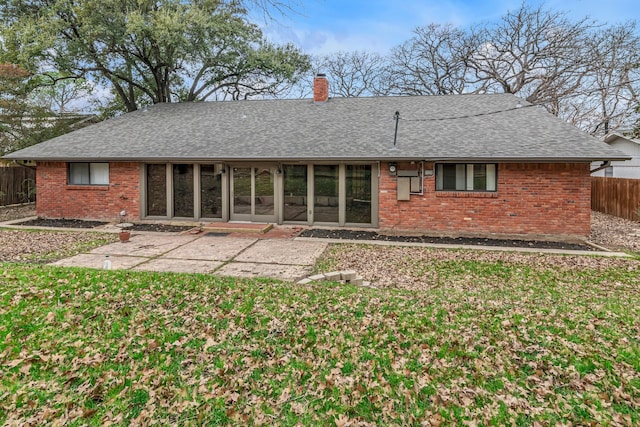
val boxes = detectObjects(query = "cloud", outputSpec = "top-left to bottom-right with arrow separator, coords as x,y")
260,0 -> 497,55
263,24 -> 402,55
261,0 -> 640,56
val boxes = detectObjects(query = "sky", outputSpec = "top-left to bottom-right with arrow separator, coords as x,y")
259,0 -> 640,55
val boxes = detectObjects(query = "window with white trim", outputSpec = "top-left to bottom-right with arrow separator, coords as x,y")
436,164 -> 497,191
68,163 -> 109,185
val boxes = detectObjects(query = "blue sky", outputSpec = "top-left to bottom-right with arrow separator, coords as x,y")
260,0 -> 640,55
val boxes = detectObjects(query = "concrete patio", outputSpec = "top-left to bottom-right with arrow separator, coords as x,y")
50,232 -> 328,281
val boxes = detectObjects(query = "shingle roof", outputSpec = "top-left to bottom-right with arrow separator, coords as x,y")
3,93 -> 629,162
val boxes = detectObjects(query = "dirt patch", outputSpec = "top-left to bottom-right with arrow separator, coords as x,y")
299,228 -> 595,251
0,203 -> 35,222
590,211 -> 640,253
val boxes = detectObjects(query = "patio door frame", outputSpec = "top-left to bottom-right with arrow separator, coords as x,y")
229,164 -> 278,222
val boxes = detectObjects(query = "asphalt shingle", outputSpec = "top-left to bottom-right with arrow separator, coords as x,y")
3,93 -> 628,162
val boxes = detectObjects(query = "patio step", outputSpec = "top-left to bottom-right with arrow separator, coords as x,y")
202,222 -> 274,234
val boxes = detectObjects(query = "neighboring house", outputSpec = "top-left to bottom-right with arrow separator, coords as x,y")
1,112 -> 99,156
591,132 -> 640,179
3,75 -> 629,240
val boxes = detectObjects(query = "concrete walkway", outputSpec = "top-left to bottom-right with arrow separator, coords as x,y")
51,233 -> 328,281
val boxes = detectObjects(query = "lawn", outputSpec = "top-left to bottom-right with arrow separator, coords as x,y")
1,248 -> 639,426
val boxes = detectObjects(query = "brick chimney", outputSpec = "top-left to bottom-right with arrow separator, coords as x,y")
313,73 -> 329,102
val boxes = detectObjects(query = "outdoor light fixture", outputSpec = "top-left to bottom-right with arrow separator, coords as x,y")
389,163 -> 397,175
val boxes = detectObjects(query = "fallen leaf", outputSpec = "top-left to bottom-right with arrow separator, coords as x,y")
7,359 -> 23,368
334,414 -> 350,427
83,408 -> 98,418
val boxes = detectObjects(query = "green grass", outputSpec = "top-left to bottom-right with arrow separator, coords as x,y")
0,255 -> 639,425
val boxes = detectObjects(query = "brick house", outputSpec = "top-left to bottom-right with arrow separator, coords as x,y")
4,75 -> 628,240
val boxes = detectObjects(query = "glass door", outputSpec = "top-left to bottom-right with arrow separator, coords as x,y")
200,164 -> 223,219
232,167 -> 252,219
283,164 -> 307,222
173,164 -> 194,218
231,166 -> 276,222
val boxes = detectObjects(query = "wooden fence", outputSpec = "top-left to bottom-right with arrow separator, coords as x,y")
591,177 -> 640,221
0,166 -> 36,206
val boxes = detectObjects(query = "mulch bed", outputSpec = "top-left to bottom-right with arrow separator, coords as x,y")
298,228 -> 596,251
128,224 -> 196,232
14,218 -> 195,233
12,218 -> 598,250
18,218 -> 109,229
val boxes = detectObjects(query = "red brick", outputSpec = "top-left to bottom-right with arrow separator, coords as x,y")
36,162 -> 140,221
35,161 -> 592,239
378,162 -> 591,239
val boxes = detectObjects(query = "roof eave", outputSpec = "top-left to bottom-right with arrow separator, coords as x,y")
3,155 -> 632,163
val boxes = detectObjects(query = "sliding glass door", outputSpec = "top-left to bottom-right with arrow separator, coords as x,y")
230,166 -> 276,222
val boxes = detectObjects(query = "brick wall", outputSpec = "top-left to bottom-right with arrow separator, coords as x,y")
378,162 -> 591,239
33,160 -> 592,239
36,162 -> 141,221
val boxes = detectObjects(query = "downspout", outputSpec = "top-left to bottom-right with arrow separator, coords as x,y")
590,160 -> 611,174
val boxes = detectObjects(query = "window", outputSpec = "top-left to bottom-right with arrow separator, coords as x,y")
173,164 -> 194,217
314,165 -> 339,223
346,165 -> 372,224
200,164 -> 223,219
68,163 -> 109,185
436,164 -> 496,191
283,164 -> 308,222
146,164 -> 167,216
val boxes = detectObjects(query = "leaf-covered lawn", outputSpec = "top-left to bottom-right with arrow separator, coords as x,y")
1,253 -> 639,426
0,229 -> 117,263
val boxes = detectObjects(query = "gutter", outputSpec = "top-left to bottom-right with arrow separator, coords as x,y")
590,160 -> 611,174
1,156 -> 633,163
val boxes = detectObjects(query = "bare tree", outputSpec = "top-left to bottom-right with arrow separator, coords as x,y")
464,3 -> 596,107
31,74 -> 94,114
303,51 -> 389,98
386,24 -> 472,95
284,1 -> 640,137
562,23 -> 640,135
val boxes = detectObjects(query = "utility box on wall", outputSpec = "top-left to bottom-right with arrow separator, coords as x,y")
397,167 -> 423,198
397,177 -> 411,200
410,177 -> 421,192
